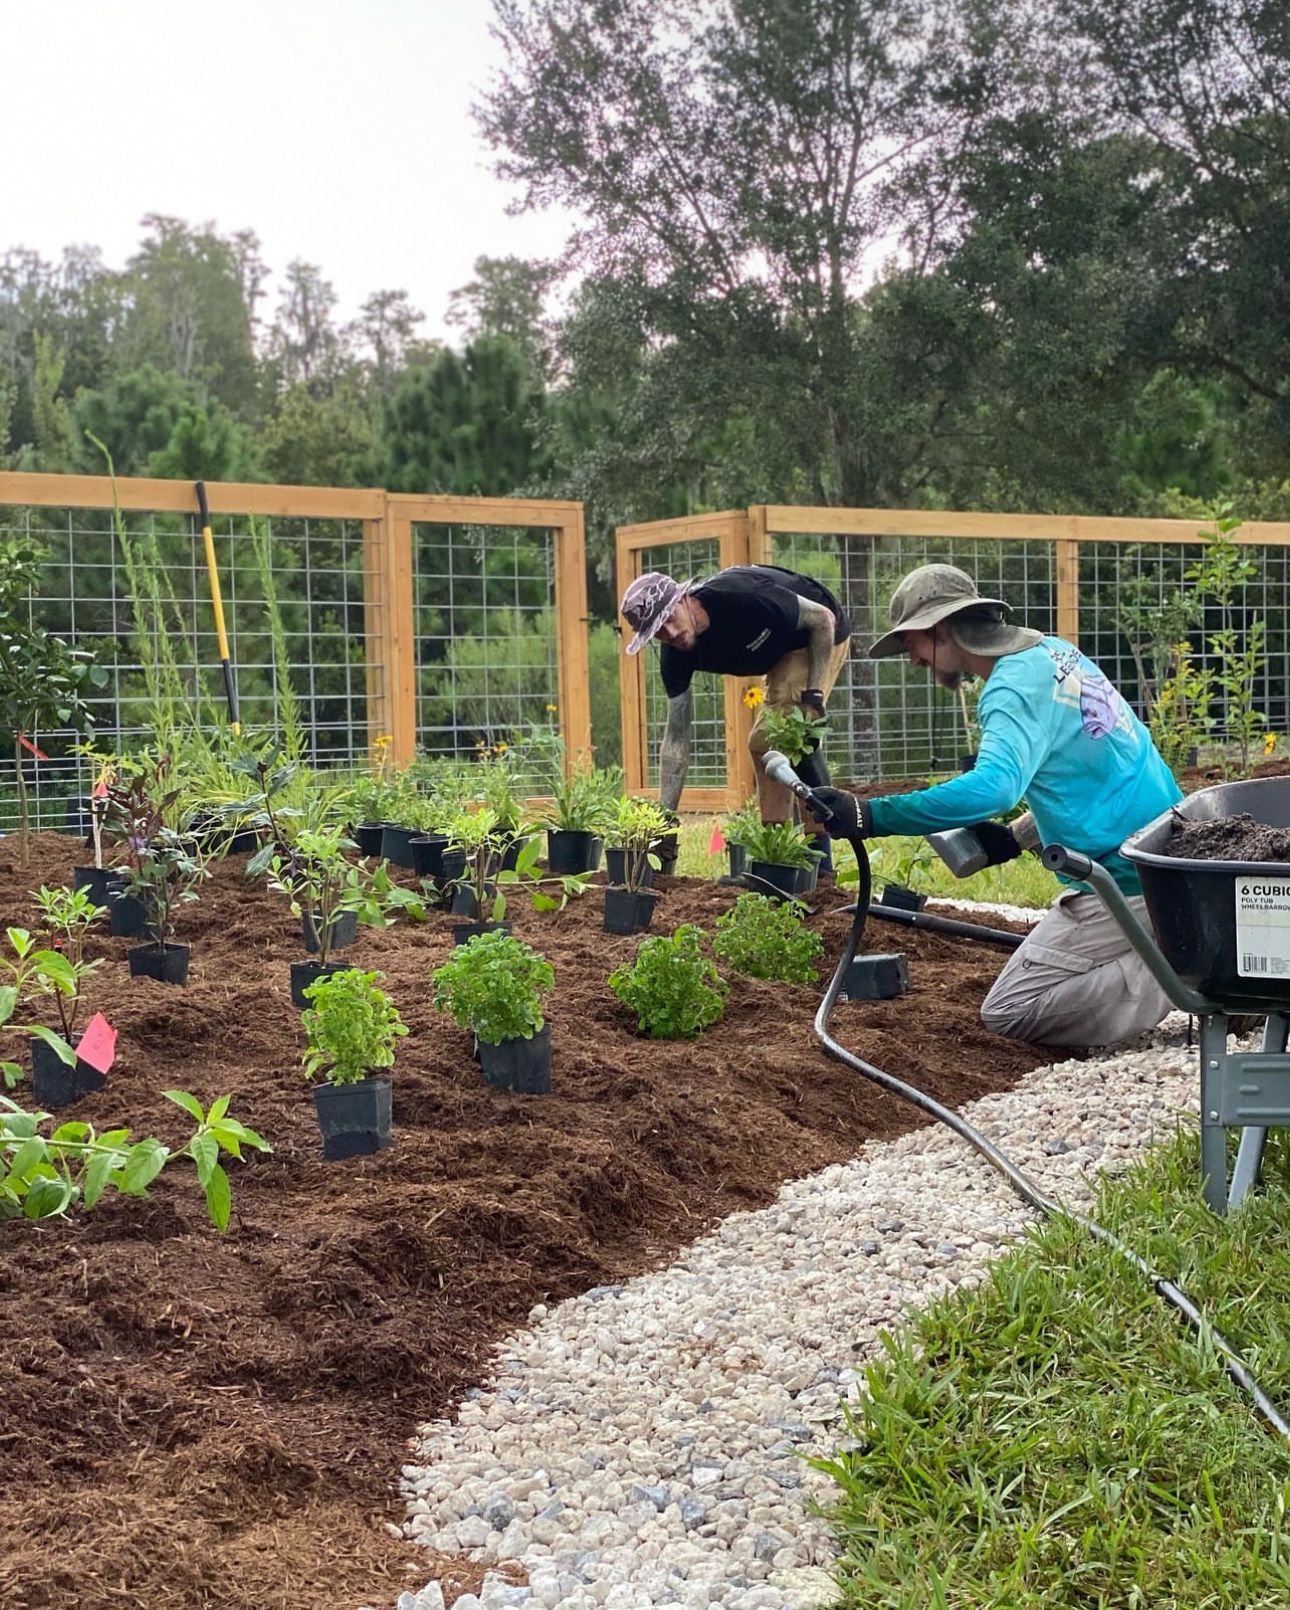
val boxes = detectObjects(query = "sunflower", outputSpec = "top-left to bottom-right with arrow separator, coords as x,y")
743,685 -> 766,709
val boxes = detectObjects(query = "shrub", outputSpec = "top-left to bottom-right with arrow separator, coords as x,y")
608,924 -> 728,1039
432,930 -> 554,1045
302,969 -> 407,1085
713,892 -> 824,984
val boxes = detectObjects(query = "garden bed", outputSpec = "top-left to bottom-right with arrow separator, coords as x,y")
0,833 -> 1046,1610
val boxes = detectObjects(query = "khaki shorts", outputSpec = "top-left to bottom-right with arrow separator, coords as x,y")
749,637 -> 852,755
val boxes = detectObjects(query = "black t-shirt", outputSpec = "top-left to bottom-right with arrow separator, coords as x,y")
659,565 -> 851,697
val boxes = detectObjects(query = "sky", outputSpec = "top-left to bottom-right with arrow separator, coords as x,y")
5,0 -> 577,341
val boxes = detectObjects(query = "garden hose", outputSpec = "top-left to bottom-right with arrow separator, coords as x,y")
815,824 -> 1290,1444
194,480 -> 240,733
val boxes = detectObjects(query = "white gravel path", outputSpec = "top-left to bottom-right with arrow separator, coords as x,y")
393,995 -> 1210,1610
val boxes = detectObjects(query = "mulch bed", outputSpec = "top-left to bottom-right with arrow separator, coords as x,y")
1,833 -> 1047,1610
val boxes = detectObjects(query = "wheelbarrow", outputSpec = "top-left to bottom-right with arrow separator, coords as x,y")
1043,776 -> 1290,1215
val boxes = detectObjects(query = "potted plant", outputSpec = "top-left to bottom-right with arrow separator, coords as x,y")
0,925 -> 78,1097
302,968 -> 406,1159
29,884 -> 107,1106
739,819 -> 822,901
478,757 -> 531,870
608,924 -> 728,1039
264,827 -> 380,1007
101,758 -> 180,938
348,737 -> 401,857
543,764 -> 618,875
432,929 -> 555,1095
443,807 -> 510,933
876,841 -> 934,912
720,799 -> 762,881
71,755 -> 118,908
603,797 -> 669,934
378,768 -> 431,868
121,827 -> 210,984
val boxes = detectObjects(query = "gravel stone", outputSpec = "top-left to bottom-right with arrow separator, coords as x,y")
398,996 -> 1200,1610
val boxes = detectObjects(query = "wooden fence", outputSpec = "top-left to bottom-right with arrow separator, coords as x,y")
0,473 -> 590,817
618,505 -> 1290,809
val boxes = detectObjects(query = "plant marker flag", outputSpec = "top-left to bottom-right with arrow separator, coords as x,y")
709,823 -> 726,854
194,480 -> 240,734
18,734 -> 49,761
76,1013 -> 118,1077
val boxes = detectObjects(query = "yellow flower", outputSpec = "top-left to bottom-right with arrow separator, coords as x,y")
743,685 -> 765,709
545,703 -> 558,714
1264,731 -> 1278,757
373,733 -> 392,751
494,741 -> 509,754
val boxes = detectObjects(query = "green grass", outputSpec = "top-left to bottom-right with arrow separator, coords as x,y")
675,818 -> 1059,909
813,1131 -> 1290,1609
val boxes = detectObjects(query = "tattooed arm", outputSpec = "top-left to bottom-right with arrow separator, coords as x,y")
796,595 -> 838,697
659,689 -> 693,812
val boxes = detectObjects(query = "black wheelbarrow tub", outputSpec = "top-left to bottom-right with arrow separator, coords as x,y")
1122,776 -> 1290,1008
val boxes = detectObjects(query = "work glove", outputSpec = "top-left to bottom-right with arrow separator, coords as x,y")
968,820 -> 1024,866
799,687 -> 828,722
807,786 -> 873,839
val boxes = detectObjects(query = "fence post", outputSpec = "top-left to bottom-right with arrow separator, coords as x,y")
362,499 -> 416,767
555,506 -> 593,770
1056,535 -> 1080,645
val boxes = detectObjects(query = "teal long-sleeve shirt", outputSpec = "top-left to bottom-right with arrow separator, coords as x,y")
868,637 -> 1181,894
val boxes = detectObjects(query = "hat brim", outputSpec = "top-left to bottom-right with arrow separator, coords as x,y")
624,580 -> 696,656
867,594 -> 1011,659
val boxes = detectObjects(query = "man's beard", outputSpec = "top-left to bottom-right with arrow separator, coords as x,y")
935,669 -> 963,692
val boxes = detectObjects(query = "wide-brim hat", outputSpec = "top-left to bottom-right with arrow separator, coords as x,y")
620,570 -> 696,656
868,562 -> 1041,659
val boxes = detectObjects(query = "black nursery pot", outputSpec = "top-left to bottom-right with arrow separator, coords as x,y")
410,833 -> 450,878
877,883 -> 927,912
127,943 -> 190,985
546,829 -> 603,876
605,847 -> 653,889
73,865 -> 116,908
603,887 -> 658,935
379,824 -> 419,868
30,1034 -> 105,1110
433,847 -> 467,906
654,830 -> 680,876
727,844 -> 749,879
498,835 -> 531,873
451,919 -> 513,947
354,821 -> 392,858
748,860 -> 811,901
301,909 -> 358,955
451,882 -> 500,919
311,1075 -> 393,1161
291,959 -> 347,1010
106,878 -> 148,938
478,1023 -> 551,1095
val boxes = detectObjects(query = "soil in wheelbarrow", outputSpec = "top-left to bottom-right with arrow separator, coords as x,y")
0,832 -> 1048,1610
1163,813 -> 1290,862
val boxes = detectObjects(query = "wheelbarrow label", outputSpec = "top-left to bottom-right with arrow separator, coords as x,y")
1235,877 -> 1290,977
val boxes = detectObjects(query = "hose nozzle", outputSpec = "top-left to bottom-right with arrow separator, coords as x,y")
761,749 -> 834,823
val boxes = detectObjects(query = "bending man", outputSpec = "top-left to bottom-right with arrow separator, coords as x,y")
812,563 -> 1181,1047
619,565 -> 852,827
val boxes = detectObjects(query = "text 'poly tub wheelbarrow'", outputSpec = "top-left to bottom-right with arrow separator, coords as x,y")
1044,776 -> 1290,1215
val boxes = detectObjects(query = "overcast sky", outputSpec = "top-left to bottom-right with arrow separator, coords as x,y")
6,0 -> 576,341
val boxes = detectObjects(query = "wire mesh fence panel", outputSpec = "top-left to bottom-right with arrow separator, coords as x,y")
1079,539 -> 1290,762
411,522 -> 562,789
0,503 -> 374,832
770,529 -> 1058,780
633,536 -> 728,792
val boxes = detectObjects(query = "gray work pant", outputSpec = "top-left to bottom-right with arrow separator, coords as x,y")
981,889 -> 1172,1048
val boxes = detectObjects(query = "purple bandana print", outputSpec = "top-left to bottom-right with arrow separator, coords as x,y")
1078,673 -> 1122,739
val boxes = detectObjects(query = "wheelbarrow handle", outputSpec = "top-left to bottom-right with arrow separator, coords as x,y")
1041,844 -> 1094,880
1041,842 -> 1212,1016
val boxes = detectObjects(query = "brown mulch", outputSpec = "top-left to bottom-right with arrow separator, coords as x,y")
0,833 -> 1046,1610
